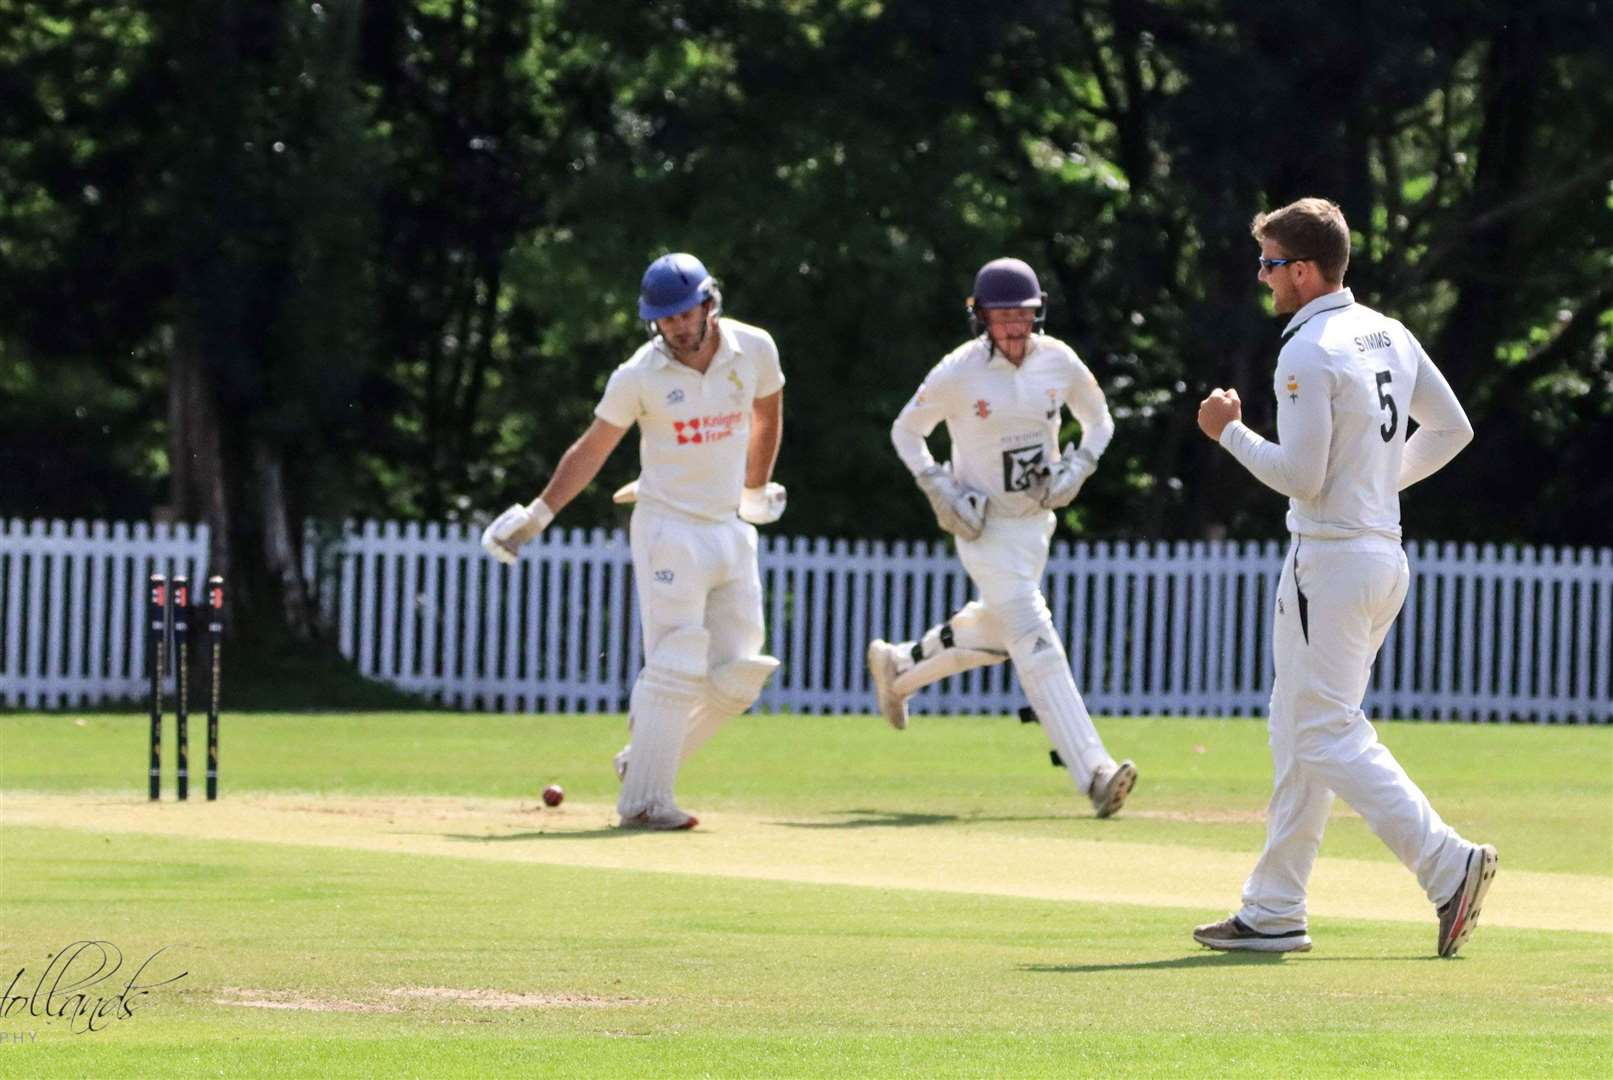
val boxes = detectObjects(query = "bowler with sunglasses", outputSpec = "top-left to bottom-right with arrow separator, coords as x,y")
1192,198 -> 1497,957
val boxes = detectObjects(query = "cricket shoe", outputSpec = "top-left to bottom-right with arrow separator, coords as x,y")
1192,915 -> 1312,953
1087,759 -> 1137,818
865,639 -> 909,731
1437,842 -> 1498,957
618,805 -> 699,831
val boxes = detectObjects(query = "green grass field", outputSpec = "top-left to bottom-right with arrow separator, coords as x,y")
2,710 -> 1609,1077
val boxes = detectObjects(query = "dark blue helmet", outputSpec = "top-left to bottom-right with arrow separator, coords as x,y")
638,253 -> 717,320
966,257 -> 1047,333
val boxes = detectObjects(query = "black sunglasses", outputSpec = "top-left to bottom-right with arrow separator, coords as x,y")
1257,255 -> 1314,270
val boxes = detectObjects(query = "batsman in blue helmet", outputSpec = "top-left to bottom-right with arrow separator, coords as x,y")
866,257 -> 1139,818
481,253 -> 787,830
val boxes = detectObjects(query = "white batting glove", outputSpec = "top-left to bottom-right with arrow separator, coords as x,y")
914,465 -> 987,541
1037,444 -> 1098,509
481,498 -> 555,564
738,482 -> 787,525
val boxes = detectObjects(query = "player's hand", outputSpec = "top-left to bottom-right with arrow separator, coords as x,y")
1037,444 -> 1097,509
480,499 -> 555,564
915,465 -> 987,541
1197,388 -> 1242,440
738,482 -> 787,525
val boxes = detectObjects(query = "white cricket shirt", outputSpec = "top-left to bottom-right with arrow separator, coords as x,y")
891,334 -> 1115,518
595,318 -> 785,522
1219,288 -> 1473,541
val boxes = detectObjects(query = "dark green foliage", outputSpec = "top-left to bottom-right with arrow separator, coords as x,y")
3,0 -> 1608,569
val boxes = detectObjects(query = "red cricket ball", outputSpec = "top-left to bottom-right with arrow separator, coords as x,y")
542,784 -> 564,807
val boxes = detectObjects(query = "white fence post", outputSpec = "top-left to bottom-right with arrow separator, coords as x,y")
3,517 -> 1609,721
0,518 -> 209,706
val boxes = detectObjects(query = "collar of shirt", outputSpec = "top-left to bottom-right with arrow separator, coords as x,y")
982,333 -> 1045,370
649,319 -> 744,372
1281,287 -> 1355,340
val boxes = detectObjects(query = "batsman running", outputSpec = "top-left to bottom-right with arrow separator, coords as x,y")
481,253 -> 786,830
866,257 -> 1137,818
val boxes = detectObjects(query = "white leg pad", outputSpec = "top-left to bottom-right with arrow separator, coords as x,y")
682,655 -> 780,760
618,627 -> 706,820
891,601 -> 1009,697
1009,627 -> 1110,793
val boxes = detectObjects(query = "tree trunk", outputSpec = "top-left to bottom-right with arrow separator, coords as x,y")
254,441 -> 315,640
168,326 -> 232,585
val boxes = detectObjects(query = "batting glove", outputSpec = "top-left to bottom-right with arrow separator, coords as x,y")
481,498 -> 555,564
915,465 -> 987,541
1037,444 -> 1098,510
739,482 -> 787,525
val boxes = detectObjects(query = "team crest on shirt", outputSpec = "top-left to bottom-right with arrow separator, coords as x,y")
1285,375 -> 1299,402
975,399 -> 991,419
666,388 -> 685,404
727,369 -> 745,401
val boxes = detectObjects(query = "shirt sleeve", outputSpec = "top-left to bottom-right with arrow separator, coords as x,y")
890,363 -> 953,476
1065,356 -> 1115,459
1218,339 -> 1333,501
753,329 -> 786,397
593,365 -> 641,429
1399,339 -> 1473,490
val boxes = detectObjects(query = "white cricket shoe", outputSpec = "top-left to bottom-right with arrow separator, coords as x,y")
866,639 -> 909,730
1193,915 -> 1312,953
618,805 -> 699,831
1088,759 -> 1137,818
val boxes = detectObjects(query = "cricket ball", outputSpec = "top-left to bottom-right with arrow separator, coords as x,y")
542,784 -> 564,807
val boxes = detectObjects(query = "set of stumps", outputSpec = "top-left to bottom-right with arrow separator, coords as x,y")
146,573 -> 225,801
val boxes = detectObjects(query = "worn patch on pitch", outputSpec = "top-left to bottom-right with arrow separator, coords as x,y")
388,986 -> 647,1008
215,987 -> 399,1014
214,985 -> 645,1013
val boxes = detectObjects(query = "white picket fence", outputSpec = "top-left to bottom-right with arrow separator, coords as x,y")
298,520 -> 1612,723
0,519 -> 211,708
4,517 -> 1610,721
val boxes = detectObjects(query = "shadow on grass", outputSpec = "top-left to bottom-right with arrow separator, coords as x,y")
772,809 -> 1069,830
1024,953 -> 1298,973
441,829 -> 627,842
1025,951 -> 1437,973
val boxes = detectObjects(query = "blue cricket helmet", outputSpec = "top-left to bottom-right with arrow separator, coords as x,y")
637,253 -> 717,320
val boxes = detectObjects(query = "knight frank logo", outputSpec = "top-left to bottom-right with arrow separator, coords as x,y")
674,412 -> 744,446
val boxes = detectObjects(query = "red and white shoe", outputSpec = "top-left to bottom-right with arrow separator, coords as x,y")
1437,843 -> 1498,957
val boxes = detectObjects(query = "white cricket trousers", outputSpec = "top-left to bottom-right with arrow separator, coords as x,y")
630,501 -> 766,665
952,512 -> 1115,792
1238,537 -> 1472,934
618,501 -> 765,817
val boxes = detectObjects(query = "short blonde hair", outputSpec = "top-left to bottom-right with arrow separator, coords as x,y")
1252,198 -> 1350,283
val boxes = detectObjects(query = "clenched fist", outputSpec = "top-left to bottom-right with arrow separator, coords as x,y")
1197,388 -> 1242,441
